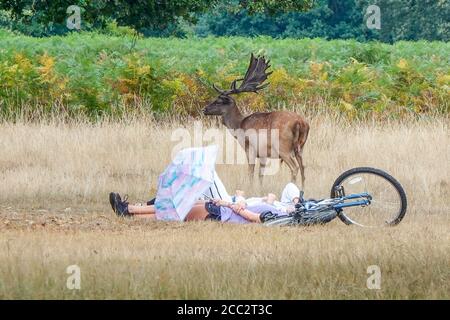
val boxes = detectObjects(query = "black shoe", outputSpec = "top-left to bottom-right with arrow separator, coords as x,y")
109,192 -> 116,213
109,192 -> 124,213
112,193 -> 130,217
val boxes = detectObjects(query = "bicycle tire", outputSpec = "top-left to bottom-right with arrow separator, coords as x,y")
330,167 -> 407,226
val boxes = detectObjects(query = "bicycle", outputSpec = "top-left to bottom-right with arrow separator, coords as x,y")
263,167 -> 407,228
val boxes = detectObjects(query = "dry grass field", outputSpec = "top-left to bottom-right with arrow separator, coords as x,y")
0,115 -> 449,299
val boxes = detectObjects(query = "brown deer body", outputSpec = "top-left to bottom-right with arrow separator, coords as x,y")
204,54 -> 309,187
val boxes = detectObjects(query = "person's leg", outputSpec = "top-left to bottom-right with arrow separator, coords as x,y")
133,203 -> 209,221
133,203 -> 210,221
185,203 -> 210,221
132,213 -> 157,220
110,193 -> 157,218
280,182 -> 300,204
110,193 -> 211,221
128,204 -> 156,215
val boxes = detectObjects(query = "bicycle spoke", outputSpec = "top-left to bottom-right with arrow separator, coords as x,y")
335,169 -> 405,227
370,199 -> 400,210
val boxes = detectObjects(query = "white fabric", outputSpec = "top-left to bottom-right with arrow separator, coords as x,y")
240,183 -> 301,206
241,183 -> 300,213
280,182 -> 301,203
202,172 -> 300,213
202,170 -> 233,202
244,197 -> 293,213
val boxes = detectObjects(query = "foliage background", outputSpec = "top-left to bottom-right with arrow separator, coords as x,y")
0,0 -> 447,41
0,30 -> 448,119
195,0 -> 449,42
0,0 -> 448,119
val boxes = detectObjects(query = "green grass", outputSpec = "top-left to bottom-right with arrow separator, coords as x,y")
0,30 -> 449,118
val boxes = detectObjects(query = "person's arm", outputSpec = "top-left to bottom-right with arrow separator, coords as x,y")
230,204 -> 261,223
212,198 -> 231,207
231,190 -> 246,203
265,193 -> 277,205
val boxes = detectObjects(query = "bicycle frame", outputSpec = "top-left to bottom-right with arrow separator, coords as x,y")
332,192 -> 372,210
297,192 -> 372,214
265,192 -> 373,226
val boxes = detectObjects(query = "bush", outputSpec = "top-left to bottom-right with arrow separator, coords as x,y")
0,30 -> 448,119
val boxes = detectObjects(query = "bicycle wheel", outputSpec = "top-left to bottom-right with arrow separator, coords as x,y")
330,167 -> 407,227
263,215 -> 297,226
263,209 -> 338,227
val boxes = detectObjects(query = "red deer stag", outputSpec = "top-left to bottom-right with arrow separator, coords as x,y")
203,54 -> 309,187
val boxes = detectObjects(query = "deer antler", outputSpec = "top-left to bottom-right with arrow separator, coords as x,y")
213,53 -> 272,96
212,83 -> 225,94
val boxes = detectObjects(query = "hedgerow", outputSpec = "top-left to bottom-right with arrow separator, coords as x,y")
0,30 -> 448,119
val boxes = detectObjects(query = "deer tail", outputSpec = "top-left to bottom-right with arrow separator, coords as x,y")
293,121 -> 309,156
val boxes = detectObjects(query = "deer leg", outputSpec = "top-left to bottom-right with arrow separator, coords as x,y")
259,158 -> 268,181
248,163 -> 255,179
295,151 -> 305,189
245,152 -> 256,180
244,142 -> 257,180
282,154 -> 299,183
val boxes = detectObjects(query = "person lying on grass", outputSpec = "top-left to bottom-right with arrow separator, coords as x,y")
109,192 -> 292,224
136,180 -> 301,215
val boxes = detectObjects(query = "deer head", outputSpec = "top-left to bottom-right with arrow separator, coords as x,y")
203,53 -> 272,117
203,94 -> 235,116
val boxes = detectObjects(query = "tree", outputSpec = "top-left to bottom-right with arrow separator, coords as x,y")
239,0 -> 313,14
0,0 -> 313,36
196,0 -> 368,40
357,0 -> 450,42
196,0 -> 448,42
